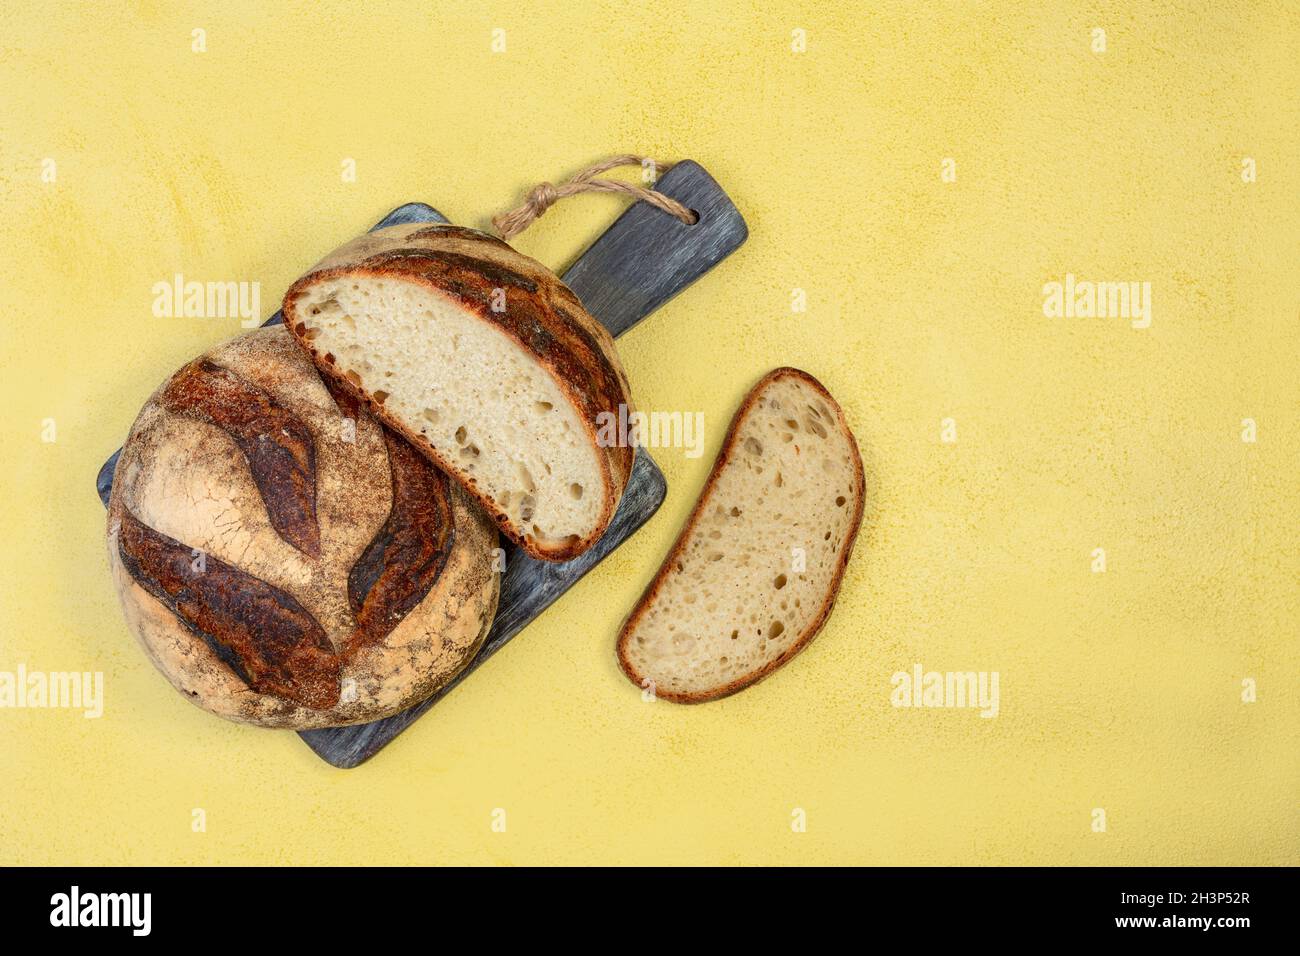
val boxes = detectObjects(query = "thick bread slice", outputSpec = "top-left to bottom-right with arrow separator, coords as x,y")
282,223 -> 635,562
618,368 -> 865,703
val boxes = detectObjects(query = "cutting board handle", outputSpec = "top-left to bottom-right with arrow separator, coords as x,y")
561,160 -> 748,339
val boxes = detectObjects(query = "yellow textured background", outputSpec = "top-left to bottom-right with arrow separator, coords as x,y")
1,1 -> 1296,866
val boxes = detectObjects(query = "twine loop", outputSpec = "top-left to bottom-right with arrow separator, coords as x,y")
492,155 -> 697,241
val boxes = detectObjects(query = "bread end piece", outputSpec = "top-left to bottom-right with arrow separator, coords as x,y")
617,367 -> 865,703
281,223 -> 635,562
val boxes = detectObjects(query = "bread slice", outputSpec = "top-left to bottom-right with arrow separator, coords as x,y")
282,223 -> 635,562
618,368 -> 865,703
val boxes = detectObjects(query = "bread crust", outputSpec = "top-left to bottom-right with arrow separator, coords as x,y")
616,367 -> 866,703
107,326 -> 500,729
281,223 -> 635,562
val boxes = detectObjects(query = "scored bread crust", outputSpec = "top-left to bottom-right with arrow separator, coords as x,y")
617,367 -> 866,703
106,326 -> 501,729
281,223 -> 635,562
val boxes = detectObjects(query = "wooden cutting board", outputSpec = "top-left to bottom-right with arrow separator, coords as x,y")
96,160 -> 747,767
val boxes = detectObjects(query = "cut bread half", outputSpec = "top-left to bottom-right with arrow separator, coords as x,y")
618,368 -> 865,703
282,223 -> 635,562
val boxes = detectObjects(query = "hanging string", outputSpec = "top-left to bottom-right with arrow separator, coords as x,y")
491,155 -> 697,240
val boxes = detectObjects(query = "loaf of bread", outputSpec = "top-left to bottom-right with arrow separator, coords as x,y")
281,223 -> 635,562
617,368 -> 865,702
106,326 -> 500,729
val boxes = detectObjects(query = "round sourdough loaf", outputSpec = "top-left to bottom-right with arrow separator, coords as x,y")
281,223 -> 635,562
106,326 -> 500,729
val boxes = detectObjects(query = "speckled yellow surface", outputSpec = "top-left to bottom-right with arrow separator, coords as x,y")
1,1 -> 1296,866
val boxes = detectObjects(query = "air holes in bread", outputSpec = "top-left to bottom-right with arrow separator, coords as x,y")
517,462 -> 537,493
